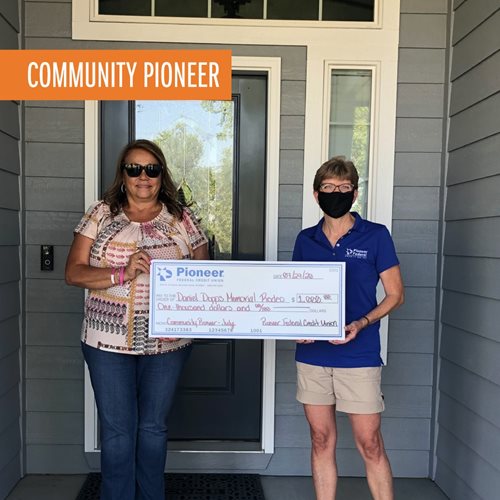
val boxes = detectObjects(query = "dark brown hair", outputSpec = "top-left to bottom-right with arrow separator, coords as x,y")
313,156 -> 359,191
102,139 -> 183,219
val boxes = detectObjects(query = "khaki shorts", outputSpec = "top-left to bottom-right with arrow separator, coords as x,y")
296,362 -> 385,414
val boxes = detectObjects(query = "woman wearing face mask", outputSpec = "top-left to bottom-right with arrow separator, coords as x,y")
292,157 -> 404,500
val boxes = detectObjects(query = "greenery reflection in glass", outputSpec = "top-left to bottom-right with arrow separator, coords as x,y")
136,101 -> 234,259
329,70 -> 372,218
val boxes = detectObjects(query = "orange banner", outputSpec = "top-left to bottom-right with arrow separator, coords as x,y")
0,50 -> 232,100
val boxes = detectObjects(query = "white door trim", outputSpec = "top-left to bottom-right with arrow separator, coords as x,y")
83,56 -> 281,454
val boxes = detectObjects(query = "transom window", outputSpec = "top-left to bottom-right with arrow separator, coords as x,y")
98,0 -> 374,21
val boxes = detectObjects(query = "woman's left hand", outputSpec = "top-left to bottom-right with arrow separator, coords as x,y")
329,319 -> 365,345
124,250 -> 151,281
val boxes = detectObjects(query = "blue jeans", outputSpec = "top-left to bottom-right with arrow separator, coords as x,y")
82,342 -> 191,500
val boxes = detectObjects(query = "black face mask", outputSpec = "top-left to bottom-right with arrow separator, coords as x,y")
317,191 -> 355,219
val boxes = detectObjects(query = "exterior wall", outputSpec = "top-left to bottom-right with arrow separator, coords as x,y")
434,1 -> 500,499
21,0 -> 448,477
0,0 -> 22,497
386,0 -> 449,478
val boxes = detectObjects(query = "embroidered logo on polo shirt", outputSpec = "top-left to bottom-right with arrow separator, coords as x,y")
345,248 -> 368,259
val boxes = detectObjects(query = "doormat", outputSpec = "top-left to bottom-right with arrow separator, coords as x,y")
76,472 -> 266,499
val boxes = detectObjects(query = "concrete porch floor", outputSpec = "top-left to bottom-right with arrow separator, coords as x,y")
6,474 -> 449,499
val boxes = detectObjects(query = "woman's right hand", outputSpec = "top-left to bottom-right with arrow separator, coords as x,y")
124,250 -> 151,281
296,340 -> 315,344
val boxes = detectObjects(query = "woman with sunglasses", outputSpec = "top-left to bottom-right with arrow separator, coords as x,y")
65,139 -> 209,500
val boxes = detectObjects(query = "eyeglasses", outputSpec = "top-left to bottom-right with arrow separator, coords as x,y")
318,182 -> 355,194
121,163 -> 163,178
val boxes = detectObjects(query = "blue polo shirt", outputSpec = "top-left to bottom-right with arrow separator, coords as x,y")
292,213 -> 399,368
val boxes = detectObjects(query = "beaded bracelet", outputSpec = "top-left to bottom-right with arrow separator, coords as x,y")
119,266 -> 125,286
110,268 -> 117,285
362,315 -> 370,327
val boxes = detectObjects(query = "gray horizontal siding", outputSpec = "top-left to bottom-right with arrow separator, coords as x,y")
442,256 -> 500,299
438,4 -> 500,492
26,211 -> 82,245
394,152 -> 442,186
440,325 -> 500,385
439,359 -> 500,431
25,178 -> 83,211
450,50 -> 500,115
0,0 -> 22,492
26,279 -> 83,313
25,142 -> 84,177
0,247 -> 20,284
401,0 -> 448,14
452,0 -> 499,44
25,1 -> 71,38
398,49 -> 446,83
0,15 -> 18,49
0,422 -> 21,478
450,8 -> 500,79
27,412 -> 83,445
0,131 -> 20,175
436,428 -> 500,500
0,317 -> 20,360
0,453 -> 21,500
0,170 -> 21,211
448,92 -> 500,151
26,379 -> 83,413
397,84 -> 445,118
438,0 -> 500,476
0,2 -> 21,494
435,458 -> 482,500
26,312 -> 82,346
392,220 -> 439,254
399,14 -> 447,48
25,107 -> 84,143
388,319 -> 435,354
447,134 -> 500,185
0,210 -> 21,246
393,6 -> 447,482
26,445 -> 90,474
441,290 -> 499,343
0,101 -> 20,140
26,346 -> 83,380
395,118 -> 444,153
438,393 -> 500,470
1,0 -> 19,31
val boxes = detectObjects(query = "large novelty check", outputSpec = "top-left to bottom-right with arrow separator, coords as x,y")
149,260 -> 345,340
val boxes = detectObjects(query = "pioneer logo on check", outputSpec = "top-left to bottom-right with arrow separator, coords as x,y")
345,248 -> 368,259
157,267 -> 173,281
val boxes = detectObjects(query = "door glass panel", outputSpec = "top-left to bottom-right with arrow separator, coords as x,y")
135,100 -> 234,259
328,69 -> 372,217
267,0 -> 318,20
323,0 -> 374,21
156,0 -> 208,17
99,0 -> 151,16
211,0 -> 263,19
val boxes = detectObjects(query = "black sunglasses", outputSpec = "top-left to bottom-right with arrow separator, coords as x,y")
121,163 -> 163,178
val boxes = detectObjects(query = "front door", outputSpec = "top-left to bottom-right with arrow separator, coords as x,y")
100,74 -> 267,441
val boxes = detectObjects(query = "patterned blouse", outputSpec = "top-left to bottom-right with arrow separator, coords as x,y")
74,200 -> 208,355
